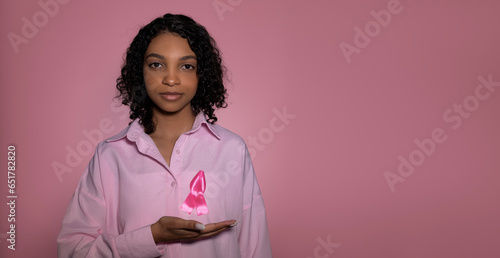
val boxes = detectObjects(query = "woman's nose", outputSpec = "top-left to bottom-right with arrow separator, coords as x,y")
162,72 -> 179,87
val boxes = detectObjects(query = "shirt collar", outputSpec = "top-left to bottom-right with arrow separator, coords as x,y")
188,112 -> 221,139
106,112 -> 221,143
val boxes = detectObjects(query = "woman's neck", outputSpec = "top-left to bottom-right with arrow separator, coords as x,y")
149,107 -> 196,140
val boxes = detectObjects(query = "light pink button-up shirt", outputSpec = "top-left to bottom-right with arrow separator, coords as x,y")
57,113 -> 272,257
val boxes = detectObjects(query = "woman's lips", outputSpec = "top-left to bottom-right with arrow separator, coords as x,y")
160,92 -> 183,101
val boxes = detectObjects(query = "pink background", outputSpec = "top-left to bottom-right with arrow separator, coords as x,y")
1,0 -> 500,257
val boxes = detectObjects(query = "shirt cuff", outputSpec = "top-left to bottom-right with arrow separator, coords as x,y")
114,225 -> 167,257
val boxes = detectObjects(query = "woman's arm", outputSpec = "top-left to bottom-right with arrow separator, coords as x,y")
56,146 -> 163,258
238,144 -> 273,258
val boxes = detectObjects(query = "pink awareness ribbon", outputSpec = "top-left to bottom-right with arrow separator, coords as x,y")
181,170 -> 208,215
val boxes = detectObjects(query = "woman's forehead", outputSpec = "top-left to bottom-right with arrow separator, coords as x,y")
146,33 -> 195,56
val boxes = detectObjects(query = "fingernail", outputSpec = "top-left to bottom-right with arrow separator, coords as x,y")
230,221 -> 239,227
195,223 -> 205,230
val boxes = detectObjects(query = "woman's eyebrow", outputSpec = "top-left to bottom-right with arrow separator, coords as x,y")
145,53 -> 165,60
144,53 -> 196,61
179,55 -> 197,61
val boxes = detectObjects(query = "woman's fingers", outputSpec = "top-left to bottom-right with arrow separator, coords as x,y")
201,220 -> 237,233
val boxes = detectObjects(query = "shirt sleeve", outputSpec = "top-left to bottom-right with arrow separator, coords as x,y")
238,144 -> 273,258
57,144 -> 166,258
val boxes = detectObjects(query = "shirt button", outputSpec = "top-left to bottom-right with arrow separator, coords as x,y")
176,150 -> 180,155
171,182 -> 176,187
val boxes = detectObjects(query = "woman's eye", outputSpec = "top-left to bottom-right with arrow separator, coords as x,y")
149,62 -> 163,69
181,64 -> 196,70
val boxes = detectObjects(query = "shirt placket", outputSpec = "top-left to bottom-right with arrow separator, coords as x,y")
169,133 -> 187,179
136,134 -> 183,216
164,134 -> 188,258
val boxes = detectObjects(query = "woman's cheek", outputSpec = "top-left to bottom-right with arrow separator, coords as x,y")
143,71 -> 159,91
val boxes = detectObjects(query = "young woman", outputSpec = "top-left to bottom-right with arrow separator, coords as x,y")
57,13 -> 272,257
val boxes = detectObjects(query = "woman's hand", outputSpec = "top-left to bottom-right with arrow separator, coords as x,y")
150,216 -> 237,243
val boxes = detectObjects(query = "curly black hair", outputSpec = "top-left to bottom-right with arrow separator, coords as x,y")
116,13 -> 227,134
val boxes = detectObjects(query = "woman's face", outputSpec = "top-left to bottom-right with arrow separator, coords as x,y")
143,32 -> 198,116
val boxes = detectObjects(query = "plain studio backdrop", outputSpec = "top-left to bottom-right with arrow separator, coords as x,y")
1,0 -> 500,257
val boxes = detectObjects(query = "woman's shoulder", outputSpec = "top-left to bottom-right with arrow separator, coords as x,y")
94,120 -> 141,152
210,123 -> 246,144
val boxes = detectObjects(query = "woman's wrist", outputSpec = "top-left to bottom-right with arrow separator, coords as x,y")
150,222 -> 162,244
